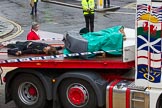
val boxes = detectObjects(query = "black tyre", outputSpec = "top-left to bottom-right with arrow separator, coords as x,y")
11,74 -> 48,108
156,95 -> 162,108
59,78 -> 97,108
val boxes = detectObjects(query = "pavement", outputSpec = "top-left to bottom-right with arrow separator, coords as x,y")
41,0 -> 120,12
0,0 -> 120,40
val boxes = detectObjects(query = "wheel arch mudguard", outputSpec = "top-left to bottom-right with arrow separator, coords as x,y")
4,68 -> 53,104
53,71 -> 108,107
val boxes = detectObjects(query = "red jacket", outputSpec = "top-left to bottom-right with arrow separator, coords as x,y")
27,30 -> 40,40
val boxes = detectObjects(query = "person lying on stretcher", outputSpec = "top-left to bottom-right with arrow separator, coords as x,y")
7,41 -> 63,56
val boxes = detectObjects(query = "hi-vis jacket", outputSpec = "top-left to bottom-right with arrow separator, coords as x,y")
81,0 -> 95,15
34,0 -> 38,2
30,0 -> 38,7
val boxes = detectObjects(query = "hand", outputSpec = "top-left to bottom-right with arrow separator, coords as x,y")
119,28 -> 126,35
15,51 -> 22,56
123,36 -> 126,41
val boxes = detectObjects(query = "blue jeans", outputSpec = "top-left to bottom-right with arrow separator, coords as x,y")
104,0 -> 110,8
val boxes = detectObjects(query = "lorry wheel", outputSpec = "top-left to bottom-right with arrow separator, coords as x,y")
59,78 -> 97,108
11,74 -> 48,108
156,95 -> 162,108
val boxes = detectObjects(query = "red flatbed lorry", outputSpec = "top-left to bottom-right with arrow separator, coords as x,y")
0,35 -> 136,108
3,0 -> 162,107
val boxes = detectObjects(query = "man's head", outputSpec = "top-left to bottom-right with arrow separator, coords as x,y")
31,22 -> 39,31
43,46 -> 59,55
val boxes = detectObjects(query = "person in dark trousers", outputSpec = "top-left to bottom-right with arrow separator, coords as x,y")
81,0 -> 95,32
7,41 -> 63,56
30,0 -> 38,15
104,0 -> 110,8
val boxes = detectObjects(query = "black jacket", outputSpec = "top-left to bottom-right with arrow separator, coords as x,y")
7,41 -> 49,55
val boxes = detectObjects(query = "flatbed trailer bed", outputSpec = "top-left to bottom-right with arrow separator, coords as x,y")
0,55 -> 135,69
0,40 -> 134,69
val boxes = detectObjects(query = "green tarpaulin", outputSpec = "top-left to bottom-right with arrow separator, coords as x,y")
64,25 -> 124,55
